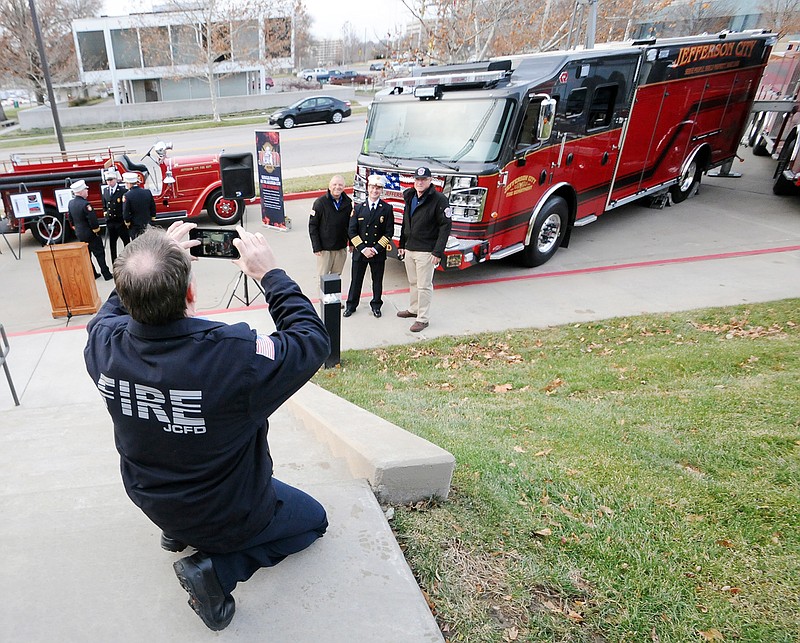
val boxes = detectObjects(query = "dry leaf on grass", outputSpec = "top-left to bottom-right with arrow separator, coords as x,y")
493,383 -> 513,393
699,628 -> 724,641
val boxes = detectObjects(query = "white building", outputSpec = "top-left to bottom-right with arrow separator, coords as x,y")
72,9 -> 293,105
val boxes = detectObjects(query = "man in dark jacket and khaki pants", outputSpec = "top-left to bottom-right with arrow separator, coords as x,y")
308,175 -> 352,278
397,167 -> 452,332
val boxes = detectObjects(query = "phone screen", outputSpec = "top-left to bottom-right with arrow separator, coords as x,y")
189,228 -> 240,259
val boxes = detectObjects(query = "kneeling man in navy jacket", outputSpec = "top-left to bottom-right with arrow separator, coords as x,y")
84,221 -> 330,630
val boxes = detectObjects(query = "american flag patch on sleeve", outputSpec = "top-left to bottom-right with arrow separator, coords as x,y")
255,334 -> 275,359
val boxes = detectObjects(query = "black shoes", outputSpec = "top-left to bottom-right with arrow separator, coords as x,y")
343,308 -> 354,317
161,532 -> 187,552
173,552 -> 235,631
372,309 -> 382,318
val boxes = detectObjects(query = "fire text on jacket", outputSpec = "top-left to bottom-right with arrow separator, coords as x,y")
96,374 -> 206,434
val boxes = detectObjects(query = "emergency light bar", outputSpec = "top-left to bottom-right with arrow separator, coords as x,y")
386,69 -> 508,94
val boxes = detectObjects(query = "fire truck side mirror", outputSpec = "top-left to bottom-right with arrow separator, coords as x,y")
538,98 -> 556,141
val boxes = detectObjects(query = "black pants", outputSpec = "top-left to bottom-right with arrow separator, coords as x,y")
106,220 -> 130,263
346,258 -> 385,312
84,234 -> 111,278
129,224 -> 147,240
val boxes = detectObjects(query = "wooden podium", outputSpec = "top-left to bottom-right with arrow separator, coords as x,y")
35,242 -> 101,318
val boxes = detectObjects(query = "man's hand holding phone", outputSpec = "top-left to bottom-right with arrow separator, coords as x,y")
232,226 -> 278,281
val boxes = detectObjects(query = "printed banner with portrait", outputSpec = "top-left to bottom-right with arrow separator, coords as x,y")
255,130 -> 286,229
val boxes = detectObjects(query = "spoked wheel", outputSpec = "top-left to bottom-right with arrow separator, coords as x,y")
331,111 -> 343,123
281,116 -> 295,129
29,207 -> 69,245
520,196 -> 568,268
205,189 -> 245,225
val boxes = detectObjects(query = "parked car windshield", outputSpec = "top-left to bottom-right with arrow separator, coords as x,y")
363,97 -> 515,163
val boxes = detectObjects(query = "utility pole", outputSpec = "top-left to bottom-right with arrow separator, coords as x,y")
27,0 -> 66,153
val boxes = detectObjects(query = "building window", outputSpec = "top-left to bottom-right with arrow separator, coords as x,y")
111,29 -> 141,69
77,31 -> 108,72
172,24 -> 200,65
141,26 -> 171,67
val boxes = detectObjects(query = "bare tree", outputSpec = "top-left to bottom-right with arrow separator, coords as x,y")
292,0 -> 313,68
760,0 -> 800,38
132,0 -> 291,121
0,0 -> 100,103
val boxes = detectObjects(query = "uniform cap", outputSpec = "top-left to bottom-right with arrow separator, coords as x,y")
367,174 -> 385,187
70,179 -> 88,193
104,169 -> 119,180
414,166 -> 432,178
122,172 -> 139,183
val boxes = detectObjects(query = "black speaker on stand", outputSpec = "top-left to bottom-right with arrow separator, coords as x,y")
220,153 -> 256,199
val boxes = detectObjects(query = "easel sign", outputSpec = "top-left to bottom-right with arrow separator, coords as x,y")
10,192 -> 44,219
55,189 -> 73,214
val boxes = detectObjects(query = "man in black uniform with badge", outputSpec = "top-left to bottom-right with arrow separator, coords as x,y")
102,169 -> 129,263
122,171 -> 156,239
68,179 -> 113,280
84,221 -> 330,631
343,174 -> 394,318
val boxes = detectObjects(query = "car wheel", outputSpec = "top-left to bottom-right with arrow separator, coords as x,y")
305,75 -> 313,81
331,111 -> 343,124
519,196 -> 568,267
282,116 -> 295,129
669,157 -> 701,203
205,189 -> 245,225
29,206 -> 69,245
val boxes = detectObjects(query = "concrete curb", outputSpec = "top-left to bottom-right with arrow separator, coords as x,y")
287,382 -> 455,505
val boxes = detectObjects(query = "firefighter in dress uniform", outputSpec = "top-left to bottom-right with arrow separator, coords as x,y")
122,171 -> 156,239
343,174 -> 394,318
102,169 -> 130,263
68,179 -> 113,280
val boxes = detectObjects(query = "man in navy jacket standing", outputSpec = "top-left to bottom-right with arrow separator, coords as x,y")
84,221 -> 330,631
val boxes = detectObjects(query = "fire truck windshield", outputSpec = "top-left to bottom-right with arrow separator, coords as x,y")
363,98 -> 514,164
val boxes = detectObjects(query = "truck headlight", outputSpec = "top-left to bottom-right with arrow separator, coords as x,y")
449,187 -> 486,222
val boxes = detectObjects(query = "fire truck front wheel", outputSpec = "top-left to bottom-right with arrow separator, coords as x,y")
30,207 -> 69,245
206,190 -> 245,226
521,196 -> 568,268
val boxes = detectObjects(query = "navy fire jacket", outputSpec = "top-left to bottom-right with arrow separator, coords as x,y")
84,269 -> 330,553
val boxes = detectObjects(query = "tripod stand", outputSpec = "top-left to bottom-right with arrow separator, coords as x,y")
226,269 -> 265,307
225,204 -> 265,308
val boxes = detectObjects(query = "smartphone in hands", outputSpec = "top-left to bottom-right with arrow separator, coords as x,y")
189,228 -> 240,259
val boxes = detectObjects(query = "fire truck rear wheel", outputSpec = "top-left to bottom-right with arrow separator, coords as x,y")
773,132 -> 799,196
206,190 -> 245,225
30,207 -> 68,246
669,159 -> 701,204
520,196 -> 568,268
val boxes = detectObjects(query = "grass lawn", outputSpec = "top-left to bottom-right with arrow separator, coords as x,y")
313,300 -> 800,642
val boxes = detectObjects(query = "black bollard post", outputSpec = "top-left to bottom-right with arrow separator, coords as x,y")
320,274 -> 341,368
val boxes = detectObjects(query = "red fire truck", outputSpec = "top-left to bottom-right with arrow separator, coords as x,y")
357,30 -> 775,269
746,43 -> 800,194
0,141 -> 245,245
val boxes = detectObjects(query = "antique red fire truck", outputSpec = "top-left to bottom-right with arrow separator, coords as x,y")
0,141 -> 245,245
356,30 -> 775,269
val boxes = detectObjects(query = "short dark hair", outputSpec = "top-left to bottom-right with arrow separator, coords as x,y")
114,227 -> 191,325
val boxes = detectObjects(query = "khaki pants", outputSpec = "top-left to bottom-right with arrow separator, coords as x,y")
316,249 -> 347,278
403,250 -> 436,324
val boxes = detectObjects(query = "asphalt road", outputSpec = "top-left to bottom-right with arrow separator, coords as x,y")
1,113 -> 367,174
